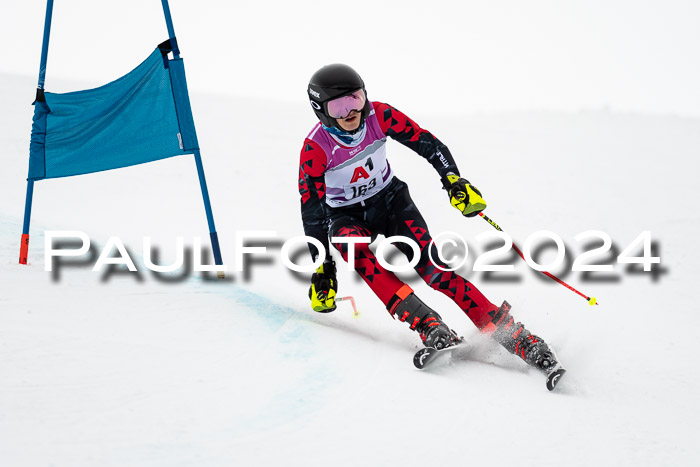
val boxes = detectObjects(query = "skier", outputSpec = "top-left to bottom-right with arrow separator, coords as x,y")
298,63 -> 560,378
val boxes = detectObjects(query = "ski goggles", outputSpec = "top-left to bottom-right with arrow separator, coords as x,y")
325,89 -> 366,119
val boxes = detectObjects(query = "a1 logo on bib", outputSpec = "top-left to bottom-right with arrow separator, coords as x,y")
350,166 -> 370,183
350,157 -> 374,183
342,156 -> 382,201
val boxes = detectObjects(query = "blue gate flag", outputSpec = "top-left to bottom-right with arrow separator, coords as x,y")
28,45 -> 199,180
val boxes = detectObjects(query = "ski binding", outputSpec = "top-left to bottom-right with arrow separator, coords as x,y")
413,340 -> 465,369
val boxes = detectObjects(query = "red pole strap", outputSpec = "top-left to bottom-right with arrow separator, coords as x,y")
478,212 -> 598,306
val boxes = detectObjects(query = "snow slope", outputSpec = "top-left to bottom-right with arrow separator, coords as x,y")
1,71 -> 699,467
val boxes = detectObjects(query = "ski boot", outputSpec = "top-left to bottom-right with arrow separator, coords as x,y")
483,301 -> 565,390
388,285 -> 460,350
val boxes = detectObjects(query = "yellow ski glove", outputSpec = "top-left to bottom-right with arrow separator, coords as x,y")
308,260 -> 337,312
444,173 -> 487,217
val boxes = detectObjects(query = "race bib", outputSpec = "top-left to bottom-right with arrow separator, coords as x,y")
343,175 -> 381,200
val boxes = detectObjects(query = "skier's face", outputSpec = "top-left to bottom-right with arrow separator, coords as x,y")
336,110 -> 362,132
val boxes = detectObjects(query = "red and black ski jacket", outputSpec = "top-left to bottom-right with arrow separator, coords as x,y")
298,101 -> 460,261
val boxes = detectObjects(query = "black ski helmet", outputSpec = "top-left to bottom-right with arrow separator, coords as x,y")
308,63 -> 371,130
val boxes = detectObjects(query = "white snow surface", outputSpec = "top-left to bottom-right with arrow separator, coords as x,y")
1,72 -> 699,466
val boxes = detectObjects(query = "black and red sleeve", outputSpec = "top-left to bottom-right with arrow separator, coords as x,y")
298,138 -> 330,261
373,101 -> 460,182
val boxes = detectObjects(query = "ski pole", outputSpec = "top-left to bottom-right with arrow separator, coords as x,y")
336,296 -> 361,318
478,212 -> 598,306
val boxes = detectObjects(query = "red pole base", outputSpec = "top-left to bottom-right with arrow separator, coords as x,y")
19,233 -> 29,265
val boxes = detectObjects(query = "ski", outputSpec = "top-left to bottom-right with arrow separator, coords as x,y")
413,340 -> 466,369
545,364 -> 567,391
414,339 -> 567,391
543,346 -> 566,391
